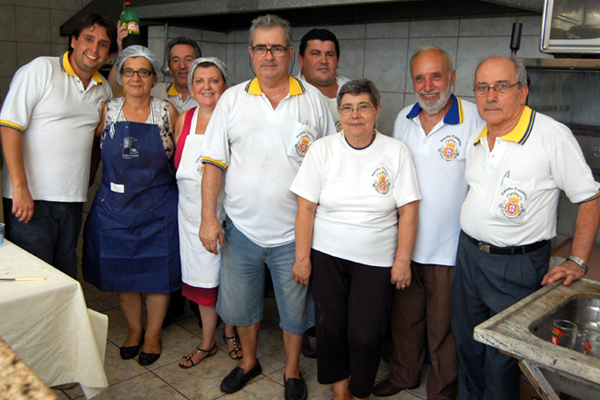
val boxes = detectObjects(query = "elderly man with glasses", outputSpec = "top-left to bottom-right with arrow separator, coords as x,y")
452,55 -> 600,400
200,14 -> 335,400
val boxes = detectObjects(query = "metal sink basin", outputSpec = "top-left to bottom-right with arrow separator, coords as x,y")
474,278 -> 600,386
529,296 -> 600,352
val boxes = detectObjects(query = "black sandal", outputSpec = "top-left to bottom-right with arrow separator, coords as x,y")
223,334 -> 243,360
178,343 -> 217,369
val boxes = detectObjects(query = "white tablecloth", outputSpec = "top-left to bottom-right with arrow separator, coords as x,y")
0,240 -> 108,399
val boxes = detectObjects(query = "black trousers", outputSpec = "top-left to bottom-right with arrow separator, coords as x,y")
311,250 -> 392,398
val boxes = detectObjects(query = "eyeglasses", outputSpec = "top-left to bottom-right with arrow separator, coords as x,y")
251,45 -> 288,57
474,82 -> 519,96
122,68 -> 153,78
339,104 -> 374,116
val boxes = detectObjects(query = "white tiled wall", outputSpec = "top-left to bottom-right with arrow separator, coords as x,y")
147,15 -> 550,135
0,0 -> 94,105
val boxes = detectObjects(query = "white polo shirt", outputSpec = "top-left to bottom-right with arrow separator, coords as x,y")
395,95 -> 485,266
296,71 -> 351,131
460,106 -> 600,247
202,76 -> 336,247
290,131 -> 421,267
0,52 -> 112,202
152,81 -> 198,113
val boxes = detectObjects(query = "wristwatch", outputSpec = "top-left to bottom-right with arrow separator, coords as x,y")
567,255 -> 588,274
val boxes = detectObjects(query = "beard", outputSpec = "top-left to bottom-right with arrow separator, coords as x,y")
416,85 -> 452,115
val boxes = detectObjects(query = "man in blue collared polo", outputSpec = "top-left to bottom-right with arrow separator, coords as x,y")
0,14 -> 115,278
452,55 -> 600,400
374,46 -> 484,399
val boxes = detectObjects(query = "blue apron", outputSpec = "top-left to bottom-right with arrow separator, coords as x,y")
83,101 -> 181,293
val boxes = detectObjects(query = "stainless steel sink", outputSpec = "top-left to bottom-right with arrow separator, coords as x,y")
474,278 -> 600,387
529,296 -> 600,352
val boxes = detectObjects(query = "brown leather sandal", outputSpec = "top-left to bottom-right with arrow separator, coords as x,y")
178,343 -> 217,369
223,334 -> 243,360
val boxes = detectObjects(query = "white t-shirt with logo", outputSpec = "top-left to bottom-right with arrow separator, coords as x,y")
290,131 -> 421,267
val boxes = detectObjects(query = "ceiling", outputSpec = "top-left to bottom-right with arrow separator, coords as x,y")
61,0 -> 542,36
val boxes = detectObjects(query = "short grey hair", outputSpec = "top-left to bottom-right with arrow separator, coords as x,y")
337,79 -> 381,109
249,14 -> 293,47
472,54 -> 528,88
187,57 -> 230,93
115,45 -> 160,86
410,45 -> 454,77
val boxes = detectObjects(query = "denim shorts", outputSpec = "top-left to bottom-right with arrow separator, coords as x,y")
216,216 -> 314,334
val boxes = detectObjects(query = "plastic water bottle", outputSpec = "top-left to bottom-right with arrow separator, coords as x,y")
120,2 -> 142,48
120,2 -> 140,35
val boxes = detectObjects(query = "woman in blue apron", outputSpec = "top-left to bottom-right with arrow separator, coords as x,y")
83,46 -> 181,366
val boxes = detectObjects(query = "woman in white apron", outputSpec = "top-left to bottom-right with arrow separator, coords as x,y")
174,58 -> 242,368
83,46 -> 180,366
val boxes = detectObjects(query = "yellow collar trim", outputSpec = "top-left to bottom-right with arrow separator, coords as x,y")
245,76 -> 306,96
167,83 -> 180,96
475,106 -> 535,145
61,52 -> 104,84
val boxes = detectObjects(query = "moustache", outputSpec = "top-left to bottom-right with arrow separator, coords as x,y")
261,61 -> 279,67
418,89 -> 442,96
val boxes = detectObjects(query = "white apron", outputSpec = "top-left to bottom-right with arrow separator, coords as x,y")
176,108 -> 225,288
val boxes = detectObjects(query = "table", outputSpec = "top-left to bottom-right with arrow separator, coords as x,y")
0,240 -> 108,399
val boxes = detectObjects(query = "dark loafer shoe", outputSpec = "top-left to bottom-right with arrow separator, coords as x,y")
220,360 -> 262,393
119,335 -> 144,360
284,373 -> 307,400
138,339 -> 162,366
138,350 -> 161,366
372,378 -> 418,397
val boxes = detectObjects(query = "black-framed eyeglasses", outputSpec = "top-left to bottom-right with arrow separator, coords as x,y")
474,82 -> 519,96
251,45 -> 288,57
339,103 -> 374,116
122,68 -> 153,78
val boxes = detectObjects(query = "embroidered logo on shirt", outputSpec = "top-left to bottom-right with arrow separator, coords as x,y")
122,137 -> 139,159
372,167 -> 391,194
296,133 -> 314,156
499,188 -> 527,220
438,135 -> 461,161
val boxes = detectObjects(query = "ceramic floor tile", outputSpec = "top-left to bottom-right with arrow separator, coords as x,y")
152,351 -> 243,399
82,286 -> 120,313
267,356 -> 333,399
51,389 -> 70,399
77,372 -> 188,400
105,307 -> 132,343
76,370 -> 187,400
376,358 -> 391,379
141,323 -> 228,372
58,383 -> 83,399
253,326 -> 287,375
218,374 -> 278,399
77,272 -> 431,399
103,341 -> 147,385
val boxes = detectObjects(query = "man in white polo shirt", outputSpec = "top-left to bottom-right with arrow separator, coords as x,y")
200,14 -> 335,400
0,14 -> 115,278
296,28 -> 350,132
374,46 -> 484,399
151,37 -> 201,113
452,55 -> 600,400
